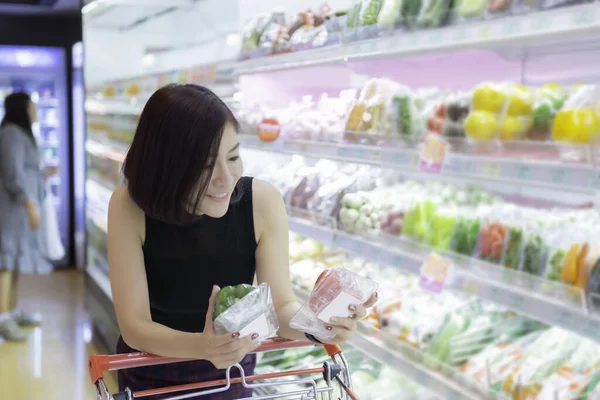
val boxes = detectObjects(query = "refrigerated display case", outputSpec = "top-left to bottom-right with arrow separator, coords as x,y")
0,45 -> 71,267
82,0 -> 600,398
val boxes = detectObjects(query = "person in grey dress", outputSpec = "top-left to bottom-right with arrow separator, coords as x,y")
0,92 -> 53,341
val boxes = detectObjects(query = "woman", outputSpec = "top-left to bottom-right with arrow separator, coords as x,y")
108,84 -> 377,399
0,92 -> 52,341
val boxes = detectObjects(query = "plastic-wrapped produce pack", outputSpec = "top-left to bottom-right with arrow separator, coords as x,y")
213,283 -> 280,342
291,268 -> 378,341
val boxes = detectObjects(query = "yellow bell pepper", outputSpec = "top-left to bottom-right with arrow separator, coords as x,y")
552,108 -> 600,144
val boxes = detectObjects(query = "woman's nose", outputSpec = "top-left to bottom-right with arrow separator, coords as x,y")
211,163 -> 233,187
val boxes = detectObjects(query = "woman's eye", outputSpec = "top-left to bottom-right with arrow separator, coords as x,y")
229,156 -> 240,162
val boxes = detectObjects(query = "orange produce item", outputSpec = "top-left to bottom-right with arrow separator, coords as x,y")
561,243 -> 580,284
574,243 -> 590,289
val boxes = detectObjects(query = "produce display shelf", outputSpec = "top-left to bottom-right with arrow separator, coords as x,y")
293,287 -> 484,400
287,216 -> 600,344
239,134 -> 600,194
235,3 -> 600,75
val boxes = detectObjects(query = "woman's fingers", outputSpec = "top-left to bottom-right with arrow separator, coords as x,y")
363,292 -> 378,308
348,304 -> 367,319
329,317 -> 357,332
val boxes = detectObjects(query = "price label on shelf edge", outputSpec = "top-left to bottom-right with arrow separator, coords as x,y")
419,133 -> 449,174
419,252 -> 453,293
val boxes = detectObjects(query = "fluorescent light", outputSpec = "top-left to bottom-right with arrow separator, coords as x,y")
142,53 -> 155,66
226,33 -> 240,47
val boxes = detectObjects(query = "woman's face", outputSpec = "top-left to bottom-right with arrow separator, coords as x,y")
27,100 -> 37,123
198,123 -> 243,218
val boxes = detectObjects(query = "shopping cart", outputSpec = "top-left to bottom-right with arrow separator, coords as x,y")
89,338 -> 358,400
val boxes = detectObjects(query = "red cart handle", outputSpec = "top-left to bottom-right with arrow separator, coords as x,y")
89,338 -> 341,384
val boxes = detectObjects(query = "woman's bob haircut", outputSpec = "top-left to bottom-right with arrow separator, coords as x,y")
122,84 -> 240,225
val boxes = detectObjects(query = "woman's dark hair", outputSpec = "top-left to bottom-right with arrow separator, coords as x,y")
122,84 -> 241,225
1,92 -> 36,145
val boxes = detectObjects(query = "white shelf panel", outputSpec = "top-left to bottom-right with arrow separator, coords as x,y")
239,134 -> 600,194
288,217 -> 600,344
235,4 -> 600,75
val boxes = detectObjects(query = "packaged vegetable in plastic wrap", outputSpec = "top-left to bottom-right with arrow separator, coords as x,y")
451,214 -> 481,257
213,283 -> 279,342
528,84 -> 567,141
358,0 -> 383,26
416,0 -> 453,28
464,82 -> 507,141
520,228 -> 550,277
538,338 -> 600,399
338,190 -> 383,234
487,0 -> 514,15
346,0 -> 362,29
460,329 -> 545,390
476,217 -> 508,264
377,0 -> 402,31
392,86 -> 419,141
501,328 -> 581,398
427,207 -> 458,251
452,0 -> 488,22
500,84 -> 534,142
439,91 -> 470,139
552,84 -> 600,144
290,268 -> 378,341
400,0 -> 422,29
501,223 -> 525,270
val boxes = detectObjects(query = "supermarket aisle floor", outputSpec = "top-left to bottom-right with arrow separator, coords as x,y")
0,269 -> 117,400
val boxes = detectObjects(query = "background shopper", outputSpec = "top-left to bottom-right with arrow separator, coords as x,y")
0,92 -> 54,341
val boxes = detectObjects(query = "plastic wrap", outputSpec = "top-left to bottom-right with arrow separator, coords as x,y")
377,0 -> 402,31
452,0 -> 488,22
392,87 -> 418,141
476,217 -> 508,264
290,268 -> 378,341
451,214 -> 481,256
464,82 -> 505,141
551,84 -> 600,145
416,0 -> 453,28
527,84 -> 567,141
213,283 -> 279,342
501,223 -> 525,270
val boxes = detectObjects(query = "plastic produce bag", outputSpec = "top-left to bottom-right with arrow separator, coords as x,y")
290,268 -> 378,341
39,190 -> 65,261
377,0 -> 402,31
452,0 -> 488,22
213,283 -> 279,342
552,84 -> 600,145
416,0 -> 453,28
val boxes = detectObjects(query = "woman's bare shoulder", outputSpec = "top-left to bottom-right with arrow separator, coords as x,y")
108,185 -> 145,237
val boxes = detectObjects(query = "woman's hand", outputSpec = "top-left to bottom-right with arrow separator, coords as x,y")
197,286 -> 261,369
24,199 -> 41,230
44,165 -> 58,178
318,292 -> 378,344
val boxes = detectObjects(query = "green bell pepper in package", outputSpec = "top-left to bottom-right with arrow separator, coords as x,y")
213,284 -> 255,321
212,283 -> 279,341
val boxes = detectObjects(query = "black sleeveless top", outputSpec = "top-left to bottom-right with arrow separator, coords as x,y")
142,176 -> 257,333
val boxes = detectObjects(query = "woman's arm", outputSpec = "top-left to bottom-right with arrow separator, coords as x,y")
253,179 -> 378,343
252,179 -> 306,341
0,127 -> 28,204
108,186 -> 257,365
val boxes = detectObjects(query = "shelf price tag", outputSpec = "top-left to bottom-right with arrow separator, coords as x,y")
515,164 -> 531,180
419,252 -> 452,293
419,133 -> 448,174
482,162 -> 501,178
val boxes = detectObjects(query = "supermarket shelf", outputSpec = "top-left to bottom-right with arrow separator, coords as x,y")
239,134 -> 600,193
292,288 -> 482,400
287,217 -> 600,344
85,97 -> 143,116
235,4 -> 600,75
